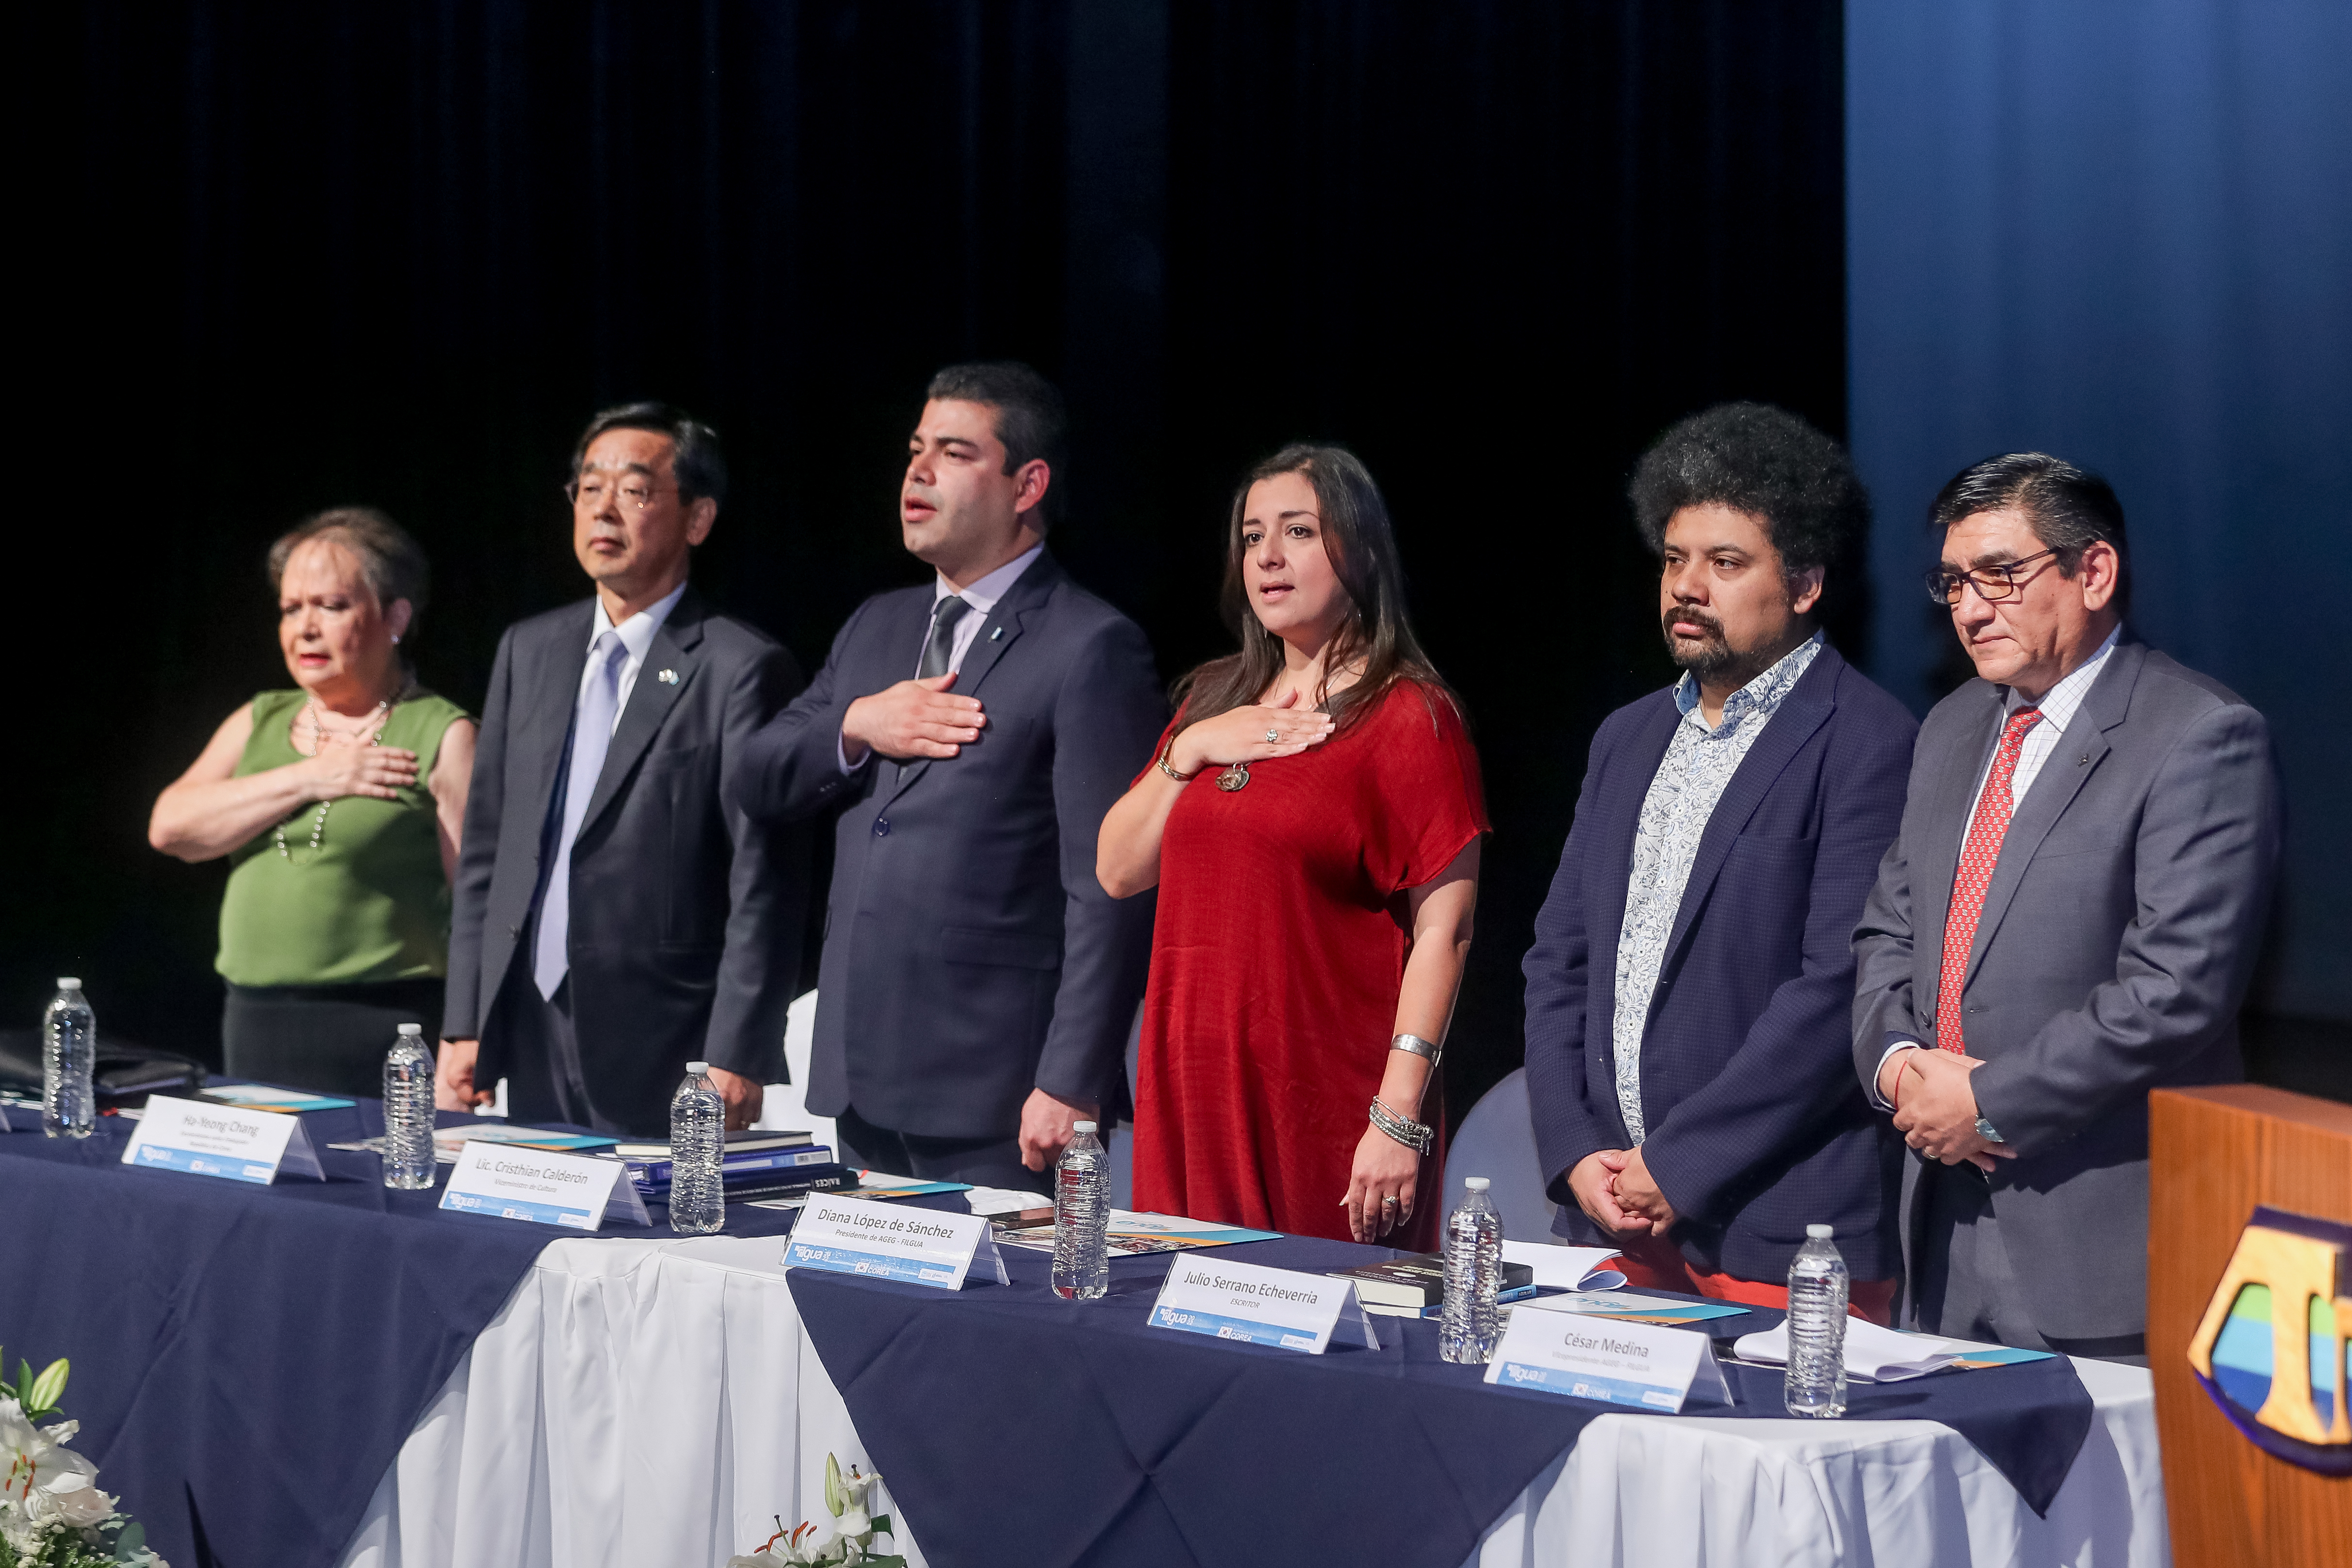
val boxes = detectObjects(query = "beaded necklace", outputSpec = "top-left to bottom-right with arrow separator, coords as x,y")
274,692 -> 397,863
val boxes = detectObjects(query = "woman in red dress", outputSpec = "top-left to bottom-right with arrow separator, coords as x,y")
1098,445 -> 1486,1252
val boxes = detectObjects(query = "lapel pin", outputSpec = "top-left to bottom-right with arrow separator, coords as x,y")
657,669 -> 680,685
2078,753 -> 2089,766
989,626 -> 1004,642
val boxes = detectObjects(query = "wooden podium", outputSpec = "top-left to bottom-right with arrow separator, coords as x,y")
2149,1084 -> 2352,1568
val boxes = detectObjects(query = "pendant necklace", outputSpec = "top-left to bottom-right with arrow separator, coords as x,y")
276,692 -> 396,863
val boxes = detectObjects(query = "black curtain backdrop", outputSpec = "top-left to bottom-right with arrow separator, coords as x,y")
21,0 -> 1846,1126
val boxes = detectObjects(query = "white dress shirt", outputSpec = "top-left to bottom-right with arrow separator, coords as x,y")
838,543 -> 1044,773
1868,624 -> 2123,1108
584,580 -> 688,735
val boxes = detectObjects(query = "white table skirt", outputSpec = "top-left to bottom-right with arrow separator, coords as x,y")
337,1237 -> 2167,1568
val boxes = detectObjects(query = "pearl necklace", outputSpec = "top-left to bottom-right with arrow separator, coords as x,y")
275,693 -> 396,863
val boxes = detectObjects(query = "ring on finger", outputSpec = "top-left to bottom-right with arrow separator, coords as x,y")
1265,727 -> 1280,744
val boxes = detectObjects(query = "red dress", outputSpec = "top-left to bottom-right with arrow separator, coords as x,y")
1131,681 -> 1488,1253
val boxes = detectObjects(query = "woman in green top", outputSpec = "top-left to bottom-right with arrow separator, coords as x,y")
149,507 -> 478,1097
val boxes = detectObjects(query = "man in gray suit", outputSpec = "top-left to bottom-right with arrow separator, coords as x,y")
438,404 -> 805,1136
731,362 -> 1162,1192
1853,452 -> 2281,1359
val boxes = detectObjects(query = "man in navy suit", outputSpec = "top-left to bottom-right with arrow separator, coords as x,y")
1523,404 -> 1916,1317
731,362 -> 1163,1192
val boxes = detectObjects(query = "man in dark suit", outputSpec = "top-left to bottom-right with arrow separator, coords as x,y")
1854,453 -> 2281,1359
437,403 -> 805,1136
1524,404 -> 1916,1317
731,362 -> 1162,1192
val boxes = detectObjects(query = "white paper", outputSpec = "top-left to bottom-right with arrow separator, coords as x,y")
1486,1305 -> 1734,1411
963,1186 -> 1052,1216
121,1093 -> 324,1184
1500,1241 -> 1627,1292
1731,1318 -> 1962,1383
783,1193 -> 1011,1289
1146,1255 -> 1381,1355
438,1141 -> 649,1230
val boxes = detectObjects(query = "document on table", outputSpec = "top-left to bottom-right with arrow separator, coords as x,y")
328,1124 -> 620,1163
200,1084 -> 357,1114
1499,1241 -> 1627,1291
1510,1290 -> 1750,1327
994,1209 -> 1283,1255
1731,1319 -> 2058,1381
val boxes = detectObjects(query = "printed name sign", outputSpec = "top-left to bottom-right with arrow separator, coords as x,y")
782,1193 -> 1011,1289
1486,1305 -> 1733,1412
121,1094 -> 325,1184
1148,1256 -> 1381,1354
439,1142 -> 650,1230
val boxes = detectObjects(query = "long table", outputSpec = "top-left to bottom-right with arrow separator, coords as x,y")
344,1235 -> 2167,1568
3,1101 -> 2168,1567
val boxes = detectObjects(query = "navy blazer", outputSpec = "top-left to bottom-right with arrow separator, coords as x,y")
446,587 -> 808,1135
729,552 -> 1164,1139
1523,643 -> 1915,1281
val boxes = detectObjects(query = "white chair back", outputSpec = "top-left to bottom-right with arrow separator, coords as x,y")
1440,1067 -> 1561,1243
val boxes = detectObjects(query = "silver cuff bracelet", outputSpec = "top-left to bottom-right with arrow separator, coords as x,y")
1389,1032 -> 1443,1067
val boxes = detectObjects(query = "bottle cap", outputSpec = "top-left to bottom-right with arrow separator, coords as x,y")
1464,1176 -> 1490,1191
1073,1120 -> 1098,1133
686,1061 -> 711,1076
1806,1224 -> 1834,1239
57,978 -> 82,990
397,1023 -> 423,1036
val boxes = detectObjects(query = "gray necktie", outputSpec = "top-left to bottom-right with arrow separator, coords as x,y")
918,595 -> 971,680
535,631 -> 625,999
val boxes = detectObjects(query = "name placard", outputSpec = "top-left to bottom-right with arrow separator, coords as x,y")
1147,1256 -> 1381,1354
439,1143 -> 649,1230
1485,1305 -> 1733,1412
122,1094 -> 325,1185
782,1193 -> 1010,1289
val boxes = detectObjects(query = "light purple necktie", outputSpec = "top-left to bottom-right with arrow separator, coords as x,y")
535,632 -> 625,999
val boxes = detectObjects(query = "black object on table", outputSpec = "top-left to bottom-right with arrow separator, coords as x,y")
0,1094 -> 810,1568
788,1237 -> 2097,1568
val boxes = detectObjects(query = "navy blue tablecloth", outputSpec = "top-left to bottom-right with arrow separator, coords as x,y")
0,1097 -> 806,1568
789,1236 -> 2095,1568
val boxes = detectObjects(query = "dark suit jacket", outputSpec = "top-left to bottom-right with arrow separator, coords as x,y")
1852,634 -> 2282,1340
445,587 -> 807,1134
1524,644 -> 1916,1282
729,552 -> 1163,1139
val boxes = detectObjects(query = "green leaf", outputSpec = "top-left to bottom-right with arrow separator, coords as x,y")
869,1514 -> 893,1535
28,1358 -> 67,1415
112,1522 -> 147,1563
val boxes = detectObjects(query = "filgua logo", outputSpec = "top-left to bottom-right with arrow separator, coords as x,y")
2185,1205 -> 2352,1476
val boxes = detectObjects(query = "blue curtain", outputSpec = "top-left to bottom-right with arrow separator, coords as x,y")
1847,0 -> 2352,1019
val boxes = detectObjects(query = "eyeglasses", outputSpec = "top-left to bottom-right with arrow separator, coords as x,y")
1925,548 -> 2064,606
564,477 -> 671,512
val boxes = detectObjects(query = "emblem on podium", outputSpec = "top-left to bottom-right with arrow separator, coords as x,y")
2185,1206 -> 2352,1476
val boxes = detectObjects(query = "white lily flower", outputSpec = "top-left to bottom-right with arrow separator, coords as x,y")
1,1397 -> 98,1504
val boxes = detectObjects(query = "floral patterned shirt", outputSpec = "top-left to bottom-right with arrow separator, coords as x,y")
1611,632 -> 1824,1144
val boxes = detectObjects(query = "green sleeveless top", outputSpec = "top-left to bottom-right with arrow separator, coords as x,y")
216,689 -> 473,987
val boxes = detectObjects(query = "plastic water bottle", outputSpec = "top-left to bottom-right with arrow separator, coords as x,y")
42,979 -> 97,1140
1440,1176 -> 1504,1364
1785,1223 -> 1850,1417
1051,1121 -> 1110,1300
668,1061 -> 726,1235
381,1023 -> 437,1190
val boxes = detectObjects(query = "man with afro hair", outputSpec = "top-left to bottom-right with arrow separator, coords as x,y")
1523,402 -> 1917,1321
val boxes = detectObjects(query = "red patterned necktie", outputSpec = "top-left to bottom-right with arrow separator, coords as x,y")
1934,706 -> 2043,1053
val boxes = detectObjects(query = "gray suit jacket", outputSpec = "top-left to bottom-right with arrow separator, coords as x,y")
729,552 -> 1164,1139
445,588 -> 807,1134
1851,634 -> 2282,1340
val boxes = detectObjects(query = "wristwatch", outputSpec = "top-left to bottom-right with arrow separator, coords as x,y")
1974,1114 -> 2006,1144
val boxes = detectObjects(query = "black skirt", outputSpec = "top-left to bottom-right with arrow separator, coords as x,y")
221,979 -> 446,1099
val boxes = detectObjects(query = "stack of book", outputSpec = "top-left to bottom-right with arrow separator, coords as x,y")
604,1128 -> 856,1203
1326,1254 -> 1540,1319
